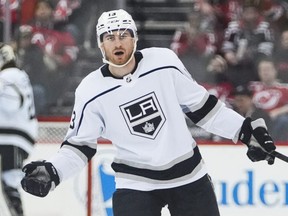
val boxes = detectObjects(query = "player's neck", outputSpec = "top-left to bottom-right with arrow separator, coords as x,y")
109,57 -> 136,78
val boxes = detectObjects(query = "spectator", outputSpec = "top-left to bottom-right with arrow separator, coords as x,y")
27,0 -> 79,112
220,0 -> 274,87
66,0 -> 100,53
273,29 -> 288,83
16,24 -> 49,115
53,0 -> 82,43
0,43 -> 38,216
250,58 -> 288,141
54,0 -> 82,24
171,1 -> 244,104
262,0 -> 288,39
20,0 -> 82,43
231,85 -> 273,132
212,0 -> 242,29
170,3 -> 218,82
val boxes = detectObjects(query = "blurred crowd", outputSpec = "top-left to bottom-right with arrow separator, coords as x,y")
170,0 -> 288,142
1,0 -> 288,141
0,0 -> 115,115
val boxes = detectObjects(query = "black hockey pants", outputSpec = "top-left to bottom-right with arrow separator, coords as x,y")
113,174 -> 220,216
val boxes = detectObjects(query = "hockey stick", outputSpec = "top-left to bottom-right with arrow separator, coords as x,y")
0,156 -> 12,216
249,140 -> 288,163
269,150 -> 288,163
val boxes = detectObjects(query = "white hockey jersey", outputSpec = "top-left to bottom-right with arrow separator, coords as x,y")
61,47 -> 244,191
0,67 -> 38,154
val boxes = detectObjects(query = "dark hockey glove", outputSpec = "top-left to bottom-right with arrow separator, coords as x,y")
238,117 -> 276,165
21,161 -> 60,197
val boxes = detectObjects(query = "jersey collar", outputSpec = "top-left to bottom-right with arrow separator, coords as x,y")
101,51 -> 143,79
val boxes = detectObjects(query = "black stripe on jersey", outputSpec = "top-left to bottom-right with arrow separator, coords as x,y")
185,94 -> 218,124
139,66 -> 182,78
77,85 -> 121,134
111,146 -> 202,181
61,140 -> 96,161
0,128 -> 35,144
77,64 -> 183,135
101,51 -> 143,78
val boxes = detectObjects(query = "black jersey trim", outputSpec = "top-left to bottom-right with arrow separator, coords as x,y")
77,64 -> 182,134
77,85 -> 121,134
6,83 -> 24,108
185,94 -> 218,124
61,140 -> 96,161
139,65 -> 182,78
111,146 -> 202,181
101,51 -> 143,78
0,128 -> 35,144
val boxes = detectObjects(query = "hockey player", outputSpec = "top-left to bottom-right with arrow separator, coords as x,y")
21,9 -> 276,216
0,43 -> 38,216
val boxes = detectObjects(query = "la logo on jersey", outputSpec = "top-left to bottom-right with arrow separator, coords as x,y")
120,92 -> 166,139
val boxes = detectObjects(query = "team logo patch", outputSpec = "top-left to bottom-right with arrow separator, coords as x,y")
120,92 -> 166,139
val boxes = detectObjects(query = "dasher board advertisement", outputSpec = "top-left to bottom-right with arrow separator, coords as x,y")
20,143 -> 288,216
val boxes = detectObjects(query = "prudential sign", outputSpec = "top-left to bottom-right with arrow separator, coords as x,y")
85,145 -> 288,216
202,145 -> 288,216
215,170 -> 288,207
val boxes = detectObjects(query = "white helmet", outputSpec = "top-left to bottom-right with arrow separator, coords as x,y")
0,43 -> 16,70
96,9 -> 138,67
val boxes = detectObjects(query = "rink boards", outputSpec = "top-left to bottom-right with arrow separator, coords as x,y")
21,143 -> 288,216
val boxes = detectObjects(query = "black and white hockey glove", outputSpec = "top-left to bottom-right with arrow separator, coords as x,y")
238,117 -> 276,165
21,161 -> 60,197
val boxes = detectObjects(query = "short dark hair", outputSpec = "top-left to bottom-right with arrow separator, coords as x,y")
257,57 -> 275,69
36,0 -> 56,10
232,85 -> 253,97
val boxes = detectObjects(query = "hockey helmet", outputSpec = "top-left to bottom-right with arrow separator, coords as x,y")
0,43 -> 16,70
96,9 -> 137,44
96,9 -> 138,67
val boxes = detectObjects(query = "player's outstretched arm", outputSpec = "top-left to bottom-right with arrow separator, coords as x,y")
238,117 -> 276,165
21,161 -> 60,197
21,144 -> 90,197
